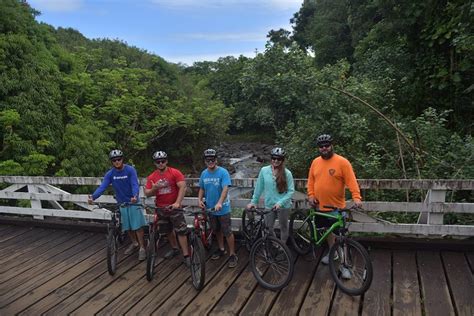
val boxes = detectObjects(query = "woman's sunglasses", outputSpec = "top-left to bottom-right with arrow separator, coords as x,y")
271,156 -> 283,161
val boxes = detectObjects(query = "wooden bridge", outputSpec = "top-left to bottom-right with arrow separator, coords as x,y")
0,176 -> 473,315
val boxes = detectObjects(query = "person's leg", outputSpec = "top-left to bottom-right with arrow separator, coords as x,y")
220,214 -> 237,268
278,208 -> 290,243
135,228 -> 145,248
177,234 -> 189,256
264,208 -> 276,237
171,211 -> 189,256
211,215 -> 226,259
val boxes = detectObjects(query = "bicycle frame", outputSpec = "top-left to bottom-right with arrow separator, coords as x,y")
192,208 -> 213,248
304,209 -> 347,247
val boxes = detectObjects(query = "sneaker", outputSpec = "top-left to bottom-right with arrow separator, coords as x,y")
124,243 -> 138,255
340,266 -> 352,279
164,248 -> 180,259
183,256 -> 191,268
211,248 -> 226,260
138,247 -> 146,261
321,252 -> 339,265
228,254 -> 238,268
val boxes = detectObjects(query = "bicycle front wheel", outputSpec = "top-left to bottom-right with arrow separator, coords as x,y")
328,238 -> 373,296
250,236 -> 294,291
106,228 -> 118,275
146,230 -> 158,281
289,210 -> 314,255
190,235 -> 206,290
241,209 -> 258,252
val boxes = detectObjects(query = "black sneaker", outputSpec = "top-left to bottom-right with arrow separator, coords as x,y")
183,256 -> 191,268
211,248 -> 226,260
164,248 -> 180,259
228,254 -> 238,268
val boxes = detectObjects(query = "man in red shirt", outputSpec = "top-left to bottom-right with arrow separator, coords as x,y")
144,151 -> 189,265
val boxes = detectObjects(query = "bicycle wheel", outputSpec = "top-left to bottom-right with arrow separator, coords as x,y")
146,230 -> 158,281
189,234 -> 206,290
328,238 -> 373,296
106,228 -> 118,275
242,209 -> 257,251
289,210 -> 314,255
250,236 -> 294,291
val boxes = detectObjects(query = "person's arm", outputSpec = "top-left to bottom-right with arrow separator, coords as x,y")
277,169 -> 295,207
343,160 -> 362,206
215,185 -> 229,211
130,167 -> 139,203
144,176 -> 157,197
306,160 -> 318,206
249,168 -> 265,207
90,171 -> 112,201
198,188 -> 205,208
171,180 -> 186,208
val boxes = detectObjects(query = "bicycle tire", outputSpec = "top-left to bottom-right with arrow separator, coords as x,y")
106,228 -> 118,275
328,238 -> 373,296
289,210 -> 314,255
146,230 -> 157,281
190,235 -> 206,290
250,236 -> 294,291
242,209 -> 258,252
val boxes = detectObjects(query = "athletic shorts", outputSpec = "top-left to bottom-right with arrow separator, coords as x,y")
210,213 -> 232,237
120,204 -> 147,232
314,210 -> 339,229
157,208 -> 188,236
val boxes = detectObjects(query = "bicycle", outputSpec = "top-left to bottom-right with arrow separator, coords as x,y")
241,206 -> 294,290
189,206 -> 214,251
289,205 -> 373,296
146,206 -> 206,290
93,202 -> 125,276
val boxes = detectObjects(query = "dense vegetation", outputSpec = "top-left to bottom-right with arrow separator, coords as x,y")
0,0 -> 472,183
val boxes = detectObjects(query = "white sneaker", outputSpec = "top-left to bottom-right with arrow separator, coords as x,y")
124,243 -> 138,255
340,266 -> 352,279
138,247 -> 146,261
321,252 -> 339,265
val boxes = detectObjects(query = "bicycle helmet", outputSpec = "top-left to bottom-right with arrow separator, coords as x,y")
271,147 -> 286,158
316,134 -> 333,146
203,148 -> 217,158
109,149 -> 123,160
152,150 -> 168,160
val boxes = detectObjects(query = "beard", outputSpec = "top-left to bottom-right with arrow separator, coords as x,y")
321,148 -> 334,160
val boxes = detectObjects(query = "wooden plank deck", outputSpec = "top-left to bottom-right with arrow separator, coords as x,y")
0,224 -> 473,316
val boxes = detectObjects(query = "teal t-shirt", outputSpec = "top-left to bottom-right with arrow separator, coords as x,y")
199,167 -> 232,216
250,165 -> 295,209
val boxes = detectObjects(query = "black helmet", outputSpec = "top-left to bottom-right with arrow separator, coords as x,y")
316,134 -> 333,146
203,148 -> 217,158
109,149 -> 123,160
271,147 -> 286,158
152,150 -> 167,160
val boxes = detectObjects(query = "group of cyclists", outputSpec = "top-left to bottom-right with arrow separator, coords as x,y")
88,133 -> 363,273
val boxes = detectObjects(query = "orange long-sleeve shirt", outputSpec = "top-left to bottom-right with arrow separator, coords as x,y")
307,154 -> 361,211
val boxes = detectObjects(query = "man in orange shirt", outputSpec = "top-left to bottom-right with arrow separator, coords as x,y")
307,134 -> 362,266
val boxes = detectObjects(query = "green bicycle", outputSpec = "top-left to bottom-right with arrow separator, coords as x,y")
289,206 -> 373,296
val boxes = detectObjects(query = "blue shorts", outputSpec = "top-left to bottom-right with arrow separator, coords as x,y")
120,204 -> 146,232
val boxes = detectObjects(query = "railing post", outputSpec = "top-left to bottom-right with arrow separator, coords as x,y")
27,184 -> 44,220
427,189 -> 446,225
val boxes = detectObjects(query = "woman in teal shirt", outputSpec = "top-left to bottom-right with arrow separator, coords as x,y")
247,147 -> 295,243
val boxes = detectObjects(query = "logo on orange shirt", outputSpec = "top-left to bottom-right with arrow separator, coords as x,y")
329,169 -> 335,176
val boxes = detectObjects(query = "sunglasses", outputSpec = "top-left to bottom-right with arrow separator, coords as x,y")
271,156 -> 283,161
318,144 -> 331,149
205,158 -> 216,163
111,158 -> 122,163
154,159 -> 167,164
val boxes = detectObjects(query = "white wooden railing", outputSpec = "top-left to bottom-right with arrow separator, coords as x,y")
0,176 -> 473,236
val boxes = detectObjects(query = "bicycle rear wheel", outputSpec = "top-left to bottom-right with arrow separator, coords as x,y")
250,236 -> 294,291
146,230 -> 158,281
106,228 -> 118,275
189,234 -> 206,290
289,210 -> 314,255
242,209 -> 258,251
328,238 -> 373,296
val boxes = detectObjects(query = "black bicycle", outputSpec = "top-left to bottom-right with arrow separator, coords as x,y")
289,205 -> 373,296
242,207 -> 294,290
146,206 -> 206,290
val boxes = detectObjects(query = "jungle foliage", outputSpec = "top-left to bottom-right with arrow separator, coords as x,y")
0,0 -> 472,183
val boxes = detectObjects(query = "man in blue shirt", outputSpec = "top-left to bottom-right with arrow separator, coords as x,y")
88,149 -> 147,261
198,149 -> 238,268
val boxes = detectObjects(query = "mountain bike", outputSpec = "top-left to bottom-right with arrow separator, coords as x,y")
189,206 -> 214,251
185,208 -> 208,290
289,205 -> 373,296
242,207 -> 294,290
93,202 -> 125,275
146,206 -> 206,290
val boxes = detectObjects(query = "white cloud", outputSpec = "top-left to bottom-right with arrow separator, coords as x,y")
29,0 -> 83,12
150,0 -> 302,11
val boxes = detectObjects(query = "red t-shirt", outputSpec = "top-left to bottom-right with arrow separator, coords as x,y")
145,167 -> 185,207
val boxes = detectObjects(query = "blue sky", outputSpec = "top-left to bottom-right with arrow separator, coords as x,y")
29,0 -> 303,65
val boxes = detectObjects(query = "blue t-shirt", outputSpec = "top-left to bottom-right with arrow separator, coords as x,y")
92,164 -> 140,203
199,167 -> 232,216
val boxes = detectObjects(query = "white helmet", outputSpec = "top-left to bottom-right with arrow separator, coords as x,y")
271,147 -> 285,158
109,149 -> 123,160
152,151 -> 168,160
